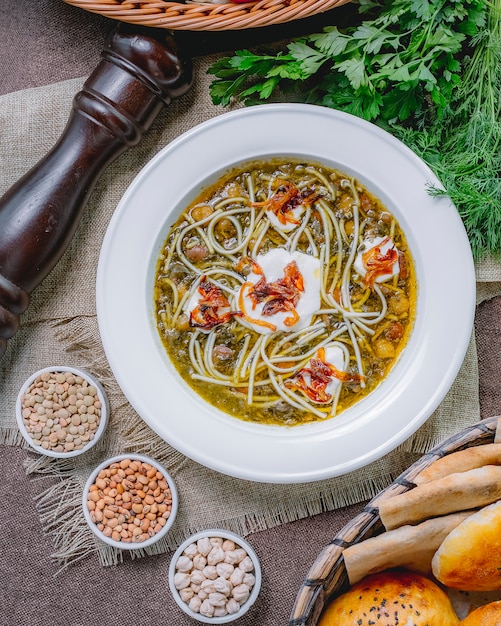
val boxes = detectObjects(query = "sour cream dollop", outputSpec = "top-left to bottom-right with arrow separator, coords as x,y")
237,248 -> 321,335
292,345 -> 347,405
266,205 -> 305,233
184,276 -> 235,332
354,236 -> 400,286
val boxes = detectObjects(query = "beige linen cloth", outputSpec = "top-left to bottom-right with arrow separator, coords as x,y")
1,55 -> 500,567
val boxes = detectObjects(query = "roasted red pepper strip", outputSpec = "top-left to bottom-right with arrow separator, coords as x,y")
238,282 -> 276,331
252,180 -> 320,227
189,276 -> 241,330
362,236 -> 398,288
248,260 -> 304,327
286,347 -> 364,404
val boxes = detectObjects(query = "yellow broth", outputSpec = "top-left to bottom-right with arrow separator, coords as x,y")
154,160 -> 417,426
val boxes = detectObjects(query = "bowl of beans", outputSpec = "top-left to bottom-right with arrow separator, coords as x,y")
82,453 -> 178,549
169,529 -> 262,623
16,365 -> 109,458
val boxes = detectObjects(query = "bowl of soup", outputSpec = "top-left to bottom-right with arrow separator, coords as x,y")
96,103 -> 475,483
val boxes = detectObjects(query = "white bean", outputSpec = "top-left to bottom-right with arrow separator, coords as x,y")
239,555 -> 255,572
175,556 -> 193,572
183,542 -> 198,557
201,579 -> 216,593
179,588 -> 194,602
230,568 -> 245,586
173,572 -> 190,590
197,537 -> 212,556
222,539 -> 235,551
232,583 -> 251,604
193,554 -> 207,570
190,570 -> 205,586
207,546 -> 225,565
216,562 -> 234,579
227,598 -> 241,614
224,550 -> 240,565
200,599 -> 215,617
209,592 -> 227,608
189,596 -> 202,613
214,606 -> 229,617
214,577 -> 232,596
233,548 -> 247,563
210,537 -> 224,547
202,565 -> 218,580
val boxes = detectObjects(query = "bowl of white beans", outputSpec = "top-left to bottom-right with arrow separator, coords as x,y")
16,365 -> 109,458
82,453 -> 178,549
168,529 -> 262,623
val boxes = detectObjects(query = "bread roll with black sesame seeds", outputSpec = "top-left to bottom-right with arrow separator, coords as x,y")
318,569 -> 459,625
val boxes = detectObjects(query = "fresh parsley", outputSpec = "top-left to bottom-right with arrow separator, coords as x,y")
208,0 -> 501,259
208,0 -> 486,123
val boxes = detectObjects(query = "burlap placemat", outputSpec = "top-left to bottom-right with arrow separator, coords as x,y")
1,57 -> 498,567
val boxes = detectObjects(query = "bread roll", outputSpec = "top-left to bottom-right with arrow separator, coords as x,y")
318,570 -> 459,625
432,500 -> 501,591
460,600 -> 501,624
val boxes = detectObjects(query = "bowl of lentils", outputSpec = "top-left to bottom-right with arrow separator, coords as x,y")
83,453 -> 178,549
169,529 -> 262,623
16,365 -> 109,458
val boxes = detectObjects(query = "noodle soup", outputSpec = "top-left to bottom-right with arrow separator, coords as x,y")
154,160 -> 416,426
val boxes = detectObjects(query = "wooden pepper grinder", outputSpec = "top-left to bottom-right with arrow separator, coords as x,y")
0,23 -> 192,359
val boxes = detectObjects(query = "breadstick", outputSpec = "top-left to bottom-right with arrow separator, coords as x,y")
343,511 -> 474,584
379,465 -> 501,530
414,443 -> 501,485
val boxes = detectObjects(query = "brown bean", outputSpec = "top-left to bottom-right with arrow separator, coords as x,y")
185,244 -> 210,262
373,337 -> 395,359
389,292 -> 410,316
191,204 -> 214,222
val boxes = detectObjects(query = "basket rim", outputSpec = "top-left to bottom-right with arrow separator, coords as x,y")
288,416 -> 501,626
63,0 -> 352,31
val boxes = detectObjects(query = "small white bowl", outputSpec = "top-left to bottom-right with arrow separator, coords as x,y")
16,365 -> 109,458
82,453 -> 178,550
168,529 -> 262,623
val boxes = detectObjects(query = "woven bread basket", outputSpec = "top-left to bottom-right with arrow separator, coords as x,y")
289,415 -> 501,625
63,0 -> 351,31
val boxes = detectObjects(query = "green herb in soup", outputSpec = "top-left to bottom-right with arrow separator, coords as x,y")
154,160 -> 416,426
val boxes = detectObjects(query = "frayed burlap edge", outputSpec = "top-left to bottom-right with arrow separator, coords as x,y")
15,312 -> 475,569
24,443 -> 421,571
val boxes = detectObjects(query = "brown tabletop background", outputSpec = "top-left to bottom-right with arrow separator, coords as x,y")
1,2 -> 501,625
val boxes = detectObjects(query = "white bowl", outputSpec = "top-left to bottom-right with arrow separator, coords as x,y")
168,529 -> 262,623
96,103 -> 476,483
82,453 -> 178,549
16,365 -> 109,458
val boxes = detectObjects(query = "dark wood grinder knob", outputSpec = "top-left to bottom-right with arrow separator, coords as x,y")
0,24 -> 192,359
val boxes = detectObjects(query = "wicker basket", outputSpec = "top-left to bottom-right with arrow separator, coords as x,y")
63,0 -> 351,31
289,415 -> 501,626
